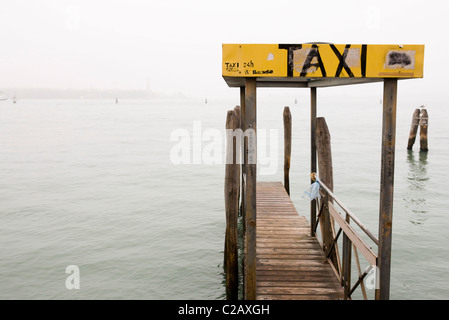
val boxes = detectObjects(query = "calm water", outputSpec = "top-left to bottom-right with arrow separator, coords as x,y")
1,89 -> 448,299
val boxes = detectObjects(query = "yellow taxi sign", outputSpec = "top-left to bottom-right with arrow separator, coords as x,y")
223,44 -> 424,86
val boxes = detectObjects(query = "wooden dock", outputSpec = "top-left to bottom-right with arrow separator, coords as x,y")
256,182 -> 344,300
222,42 -> 425,300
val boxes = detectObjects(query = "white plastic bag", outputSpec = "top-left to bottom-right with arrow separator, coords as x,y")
303,181 -> 321,201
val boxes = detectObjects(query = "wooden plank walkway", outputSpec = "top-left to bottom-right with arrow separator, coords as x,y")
256,182 -> 344,300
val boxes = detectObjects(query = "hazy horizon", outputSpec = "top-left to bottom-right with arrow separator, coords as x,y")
1,0 -> 447,101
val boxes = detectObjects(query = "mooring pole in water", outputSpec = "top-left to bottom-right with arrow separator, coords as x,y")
283,106 -> 292,196
420,108 -> 429,152
315,117 -> 338,268
243,77 -> 257,300
407,108 -> 421,150
376,78 -> 398,300
224,109 -> 240,300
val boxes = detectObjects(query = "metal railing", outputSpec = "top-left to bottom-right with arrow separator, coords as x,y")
311,173 -> 379,300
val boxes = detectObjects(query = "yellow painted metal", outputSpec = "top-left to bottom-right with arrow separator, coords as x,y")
222,44 -> 424,80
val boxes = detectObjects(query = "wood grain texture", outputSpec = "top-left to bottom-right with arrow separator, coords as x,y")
224,110 -> 240,300
256,182 -> 344,300
407,108 -> 420,150
420,109 -> 428,152
244,77 -> 257,300
376,78 -> 397,300
283,107 -> 292,195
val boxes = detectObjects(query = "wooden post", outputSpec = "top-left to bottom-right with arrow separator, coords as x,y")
234,105 -> 242,215
283,106 -> 292,196
310,87 -> 317,236
240,87 -> 246,223
407,109 -> 420,150
376,78 -> 398,300
420,109 -> 429,152
234,106 -> 241,131
224,110 -> 240,300
342,214 -> 352,299
244,77 -> 257,300
240,87 -> 246,299
315,117 -> 338,267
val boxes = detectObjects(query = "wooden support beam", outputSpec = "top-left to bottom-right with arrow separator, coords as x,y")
244,77 -> 257,300
283,106 -> 292,196
342,212 -> 352,299
240,86 -> 246,299
240,87 -> 246,223
328,203 -> 377,267
224,110 -> 240,300
234,105 -> 242,218
376,78 -> 398,300
310,87 -> 317,236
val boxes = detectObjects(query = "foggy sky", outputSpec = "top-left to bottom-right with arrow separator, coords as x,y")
0,0 -> 446,99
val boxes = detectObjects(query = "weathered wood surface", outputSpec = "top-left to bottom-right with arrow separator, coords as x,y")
256,182 -> 344,300
224,110 -> 240,300
315,117 -> 338,268
240,88 -> 246,226
310,88 -> 317,236
244,77 -> 257,300
283,107 -> 292,196
376,78 -> 398,300
407,108 -> 420,150
420,109 -> 428,152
